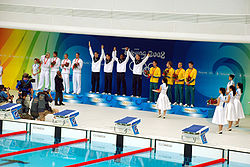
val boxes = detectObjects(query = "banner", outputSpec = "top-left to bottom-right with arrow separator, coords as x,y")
0,28 -> 249,114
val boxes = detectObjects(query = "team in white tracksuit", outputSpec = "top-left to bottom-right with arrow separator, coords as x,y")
127,49 -> 149,97
113,48 -> 130,96
89,42 -> 105,93
103,47 -> 116,94
61,54 -> 71,94
38,53 -> 51,90
31,59 -> 40,90
71,53 -> 83,94
50,52 -> 61,92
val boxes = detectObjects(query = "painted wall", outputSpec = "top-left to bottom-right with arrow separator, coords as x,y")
0,28 -> 249,114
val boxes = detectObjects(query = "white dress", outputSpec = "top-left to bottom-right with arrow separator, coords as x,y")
225,80 -> 234,108
212,94 -> 227,125
156,83 -> 171,112
234,88 -> 245,119
225,91 -> 237,121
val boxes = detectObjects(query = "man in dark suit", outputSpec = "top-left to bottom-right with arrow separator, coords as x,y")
55,71 -> 64,105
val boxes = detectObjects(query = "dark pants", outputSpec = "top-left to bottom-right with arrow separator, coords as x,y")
185,85 -> 195,105
132,74 -> 142,97
91,72 -> 100,92
175,84 -> 184,104
104,73 -> 112,93
55,91 -> 63,104
167,85 -> 173,103
117,72 -> 126,95
149,82 -> 158,102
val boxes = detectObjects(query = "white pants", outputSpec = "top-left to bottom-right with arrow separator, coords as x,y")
32,74 -> 39,90
0,76 -> 2,85
38,70 -> 50,90
50,71 -> 57,92
62,73 -> 70,93
73,73 -> 81,94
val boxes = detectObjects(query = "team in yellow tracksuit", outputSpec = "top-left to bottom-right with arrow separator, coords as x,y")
163,61 -> 175,102
184,62 -> 197,107
149,61 -> 161,102
173,62 -> 185,106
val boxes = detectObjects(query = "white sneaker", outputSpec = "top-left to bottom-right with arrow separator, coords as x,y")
190,104 -> 194,108
89,91 -> 92,93
131,95 -> 134,97
96,92 -> 99,94
157,115 -> 161,118
136,96 -> 139,98
76,93 -> 79,95
173,102 -> 178,105
72,93 -> 76,94
147,101 -> 151,103
114,94 -> 118,96
179,103 -> 183,106
108,93 -> 111,95
122,94 -> 126,96
183,104 -> 189,107
102,92 -> 106,95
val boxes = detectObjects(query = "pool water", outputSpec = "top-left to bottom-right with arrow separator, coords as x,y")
0,132 -> 249,167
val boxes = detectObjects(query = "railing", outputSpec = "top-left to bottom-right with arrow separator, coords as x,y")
0,3 -> 249,24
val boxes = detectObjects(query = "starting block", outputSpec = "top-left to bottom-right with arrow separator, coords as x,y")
114,116 -> 141,135
181,124 -> 209,144
0,103 -> 21,120
52,110 -> 79,127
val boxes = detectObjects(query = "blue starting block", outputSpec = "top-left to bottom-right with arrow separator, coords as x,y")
0,103 -> 21,120
181,124 -> 209,144
114,116 -> 141,135
52,110 -> 79,127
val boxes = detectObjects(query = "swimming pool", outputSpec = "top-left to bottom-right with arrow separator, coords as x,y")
0,130 -> 249,167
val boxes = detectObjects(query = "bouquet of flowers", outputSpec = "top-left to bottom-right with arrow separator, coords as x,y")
73,63 -> 79,69
173,73 -> 178,80
162,69 -> 169,76
65,62 -> 69,67
51,61 -> 56,67
152,89 -> 160,93
207,98 -> 217,105
144,70 -> 150,78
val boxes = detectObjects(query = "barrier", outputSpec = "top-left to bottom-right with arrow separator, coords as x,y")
0,138 -> 88,158
65,147 -> 153,167
192,158 -> 226,167
0,131 -> 27,138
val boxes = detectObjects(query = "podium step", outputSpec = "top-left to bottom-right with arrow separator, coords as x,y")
33,91 -> 215,118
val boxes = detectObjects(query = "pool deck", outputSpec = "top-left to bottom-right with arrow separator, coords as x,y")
48,102 -> 250,153
8,101 -> 250,153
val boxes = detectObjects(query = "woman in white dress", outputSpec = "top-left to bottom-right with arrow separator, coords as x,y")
212,88 -> 227,134
224,85 -> 237,131
234,83 -> 245,127
155,78 -> 171,119
31,58 -> 41,90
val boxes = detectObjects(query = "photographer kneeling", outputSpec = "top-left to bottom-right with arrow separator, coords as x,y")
16,92 -> 33,119
0,85 -> 13,104
36,88 -> 58,121
16,73 -> 34,109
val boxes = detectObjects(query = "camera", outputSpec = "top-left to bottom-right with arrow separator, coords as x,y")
0,85 -> 9,91
37,89 -> 51,96
17,74 -> 35,84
